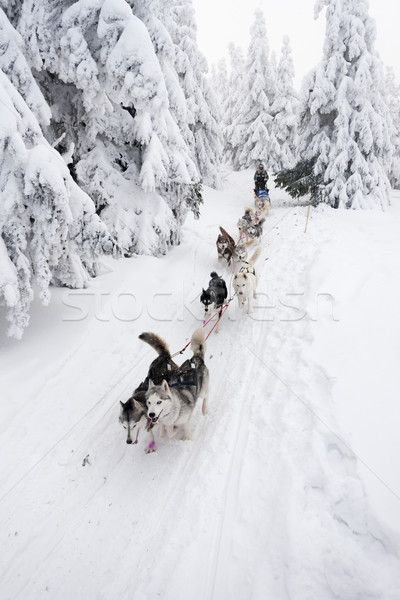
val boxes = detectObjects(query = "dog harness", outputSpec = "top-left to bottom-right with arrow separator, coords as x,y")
169,360 -> 199,394
240,263 -> 256,276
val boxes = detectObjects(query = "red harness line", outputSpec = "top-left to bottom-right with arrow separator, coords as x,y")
171,230 -> 244,357
171,301 -> 231,357
204,303 -> 230,340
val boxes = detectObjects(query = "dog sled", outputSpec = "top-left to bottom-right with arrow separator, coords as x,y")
255,187 -> 270,202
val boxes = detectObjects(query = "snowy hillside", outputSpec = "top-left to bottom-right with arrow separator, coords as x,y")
1,170 -> 399,599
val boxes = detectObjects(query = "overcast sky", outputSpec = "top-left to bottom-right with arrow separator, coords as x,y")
192,0 -> 400,88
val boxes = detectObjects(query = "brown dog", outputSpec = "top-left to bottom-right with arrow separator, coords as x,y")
216,226 -> 236,265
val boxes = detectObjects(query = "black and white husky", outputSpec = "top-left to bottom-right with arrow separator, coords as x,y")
200,271 -> 228,332
119,332 -> 178,449
145,328 -> 209,443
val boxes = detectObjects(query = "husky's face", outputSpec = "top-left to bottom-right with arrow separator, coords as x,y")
217,235 -> 229,252
119,401 -> 143,444
256,199 -> 265,210
237,218 -> 246,232
200,288 -> 213,311
146,380 -> 172,423
247,225 -> 257,238
235,245 -> 247,262
233,273 -> 251,303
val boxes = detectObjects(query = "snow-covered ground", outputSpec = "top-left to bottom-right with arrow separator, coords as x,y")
1,170 -> 399,599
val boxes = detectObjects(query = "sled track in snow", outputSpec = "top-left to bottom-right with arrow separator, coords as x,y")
0,223 -> 215,507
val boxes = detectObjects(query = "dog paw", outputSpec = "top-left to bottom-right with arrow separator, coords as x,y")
145,441 -> 156,453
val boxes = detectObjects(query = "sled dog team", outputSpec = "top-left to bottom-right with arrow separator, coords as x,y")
120,186 -> 271,452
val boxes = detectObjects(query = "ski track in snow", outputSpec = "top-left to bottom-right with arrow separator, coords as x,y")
1,171 -> 400,599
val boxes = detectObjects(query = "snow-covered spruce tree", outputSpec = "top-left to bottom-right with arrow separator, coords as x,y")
0,68 -> 111,338
125,0 -> 202,222
17,0 -> 203,254
0,0 -> 22,26
233,9 -> 280,172
0,7 -> 51,128
224,43 -> 246,167
291,0 -> 392,209
385,67 -> 400,189
270,36 -> 299,170
210,58 -> 228,116
166,0 -> 222,189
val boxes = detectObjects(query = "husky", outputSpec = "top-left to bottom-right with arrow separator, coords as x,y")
145,328 -> 209,444
255,195 -> 270,219
233,243 -> 248,266
232,238 -> 258,267
246,218 -> 265,243
119,332 -> 178,450
233,246 -> 262,314
200,271 -> 228,332
237,207 -> 256,242
216,226 -> 236,265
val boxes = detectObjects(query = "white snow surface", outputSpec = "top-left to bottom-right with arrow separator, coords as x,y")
1,170 -> 399,599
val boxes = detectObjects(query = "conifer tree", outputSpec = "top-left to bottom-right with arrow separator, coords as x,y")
271,36 -> 299,170
385,67 -> 400,189
0,68 -> 111,338
232,9 -> 280,171
295,0 -> 392,208
0,0 -> 222,335
168,0 -> 222,188
16,0 -> 210,253
224,43 -> 246,167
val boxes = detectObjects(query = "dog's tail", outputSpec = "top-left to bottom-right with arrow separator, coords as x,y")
190,328 -> 206,359
210,271 -> 218,278
248,246 -> 262,266
138,332 -> 170,357
244,207 -> 255,217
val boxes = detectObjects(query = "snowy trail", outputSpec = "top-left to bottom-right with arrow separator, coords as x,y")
1,172 -> 400,599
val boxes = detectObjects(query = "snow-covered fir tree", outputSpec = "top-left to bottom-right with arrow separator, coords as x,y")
0,0 -> 222,336
0,16 -> 111,338
126,0 -> 202,224
224,43 -> 246,167
167,0 -> 222,188
0,7 -> 51,128
270,36 -> 299,170
210,58 -> 228,117
295,0 -> 392,209
17,0 -> 203,254
385,67 -> 400,189
231,9 -> 280,172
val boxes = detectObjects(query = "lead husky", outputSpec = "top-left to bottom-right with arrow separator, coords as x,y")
119,332 -> 178,449
233,246 -> 262,314
145,328 -> 209,444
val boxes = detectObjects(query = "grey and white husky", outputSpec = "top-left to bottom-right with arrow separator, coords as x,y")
233,246 -> 263,314
145,328 -> 209,444
119,332 -> 178,450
